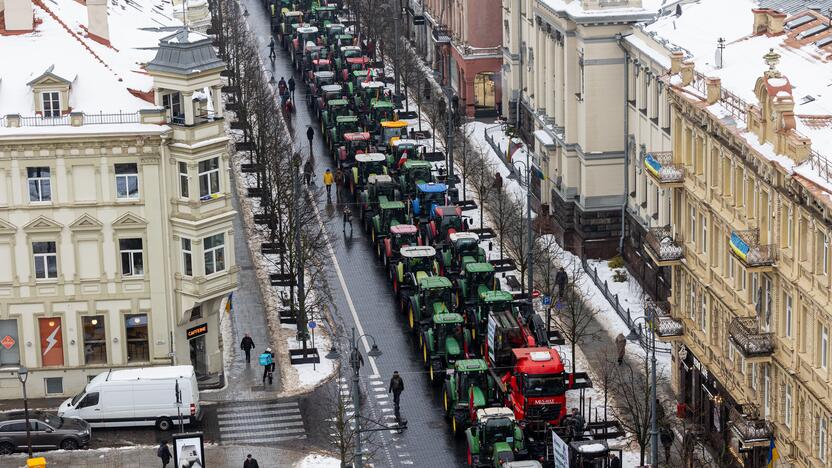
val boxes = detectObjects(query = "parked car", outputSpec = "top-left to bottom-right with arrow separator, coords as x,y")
0,410 -> 90,454
58,365 -> 201,431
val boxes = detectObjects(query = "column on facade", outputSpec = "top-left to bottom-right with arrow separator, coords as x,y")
646,179 -> 656,224
534,20 -> 542,111
555,35 -> 565,127
182,91 -> 195,125
545,30 -> 554,118
211,85 -> 223,115
659,188 -> 671,226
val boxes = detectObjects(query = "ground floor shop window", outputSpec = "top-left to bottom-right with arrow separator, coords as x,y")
125,314 -> 149,362
82,316 -> 107,364
474,72 -> 496,109
0,319 -> 19,366
38,317 -> 63,367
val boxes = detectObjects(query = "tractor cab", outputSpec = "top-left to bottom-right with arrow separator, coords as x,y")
306,57 -> 332,81
328,115 -> 359,153
371,200 -> 406,247
398,160 -> 434,197
411,183 -> 448,223
383,224 -> 421,278
351,152 -> 389,194
310,4 -> 337,27
504,347 -> 567,429
440,232 -> 486,277
390,139 -> 423,169
465,407 -> 526,468
358,174 -> 399,225
367,99 -> 396,131
378,120 -> 408,151
291,26 -> 319,66
356,81 -> 386,111
320,99 -> 350,141
335,45 -> 362,76
278,11 -> 303,44
427,205 -> 465,245
325,23 -> 346,43
457,262 -> 497,311
422,312 -> 469,384
406,275 -> 454,331
338,132 -> 372,169
394,245 -> 438,292
313,84 -> 343,119
443,359 -> 502,435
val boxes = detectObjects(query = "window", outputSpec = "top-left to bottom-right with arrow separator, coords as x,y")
32,241 -> 57,279
38,317 -> 64,366
785,293 -> 793,338
179,162 -> 189,198
44,377 -> 63,395
162,92 -> 183,122
822,234 -> 829,275
114,163 -> 139,199
76,392 -> 99,409
701,215 -> 708,255
785,382 -> 793,428
125,314 -> 149,362
198,158 -> 220,198
822,325 -> 829,370
688,282 -> 696,321
820,416 -> 828,462
700,293 -> 707,333
787,205 -> 793,248
763,365 -> 770,419
27,167 -> 52,202
689,205 -> 696,245
0,320 -> 19,366
82,316 -> 106,364
119,238 -> 144,277
42,92 -> 61,117
182,238 -> 193,277
203,233 -> 225,275
751,363 -> 758,390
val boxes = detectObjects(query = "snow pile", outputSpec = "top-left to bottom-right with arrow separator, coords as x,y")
295,453 -> 341,468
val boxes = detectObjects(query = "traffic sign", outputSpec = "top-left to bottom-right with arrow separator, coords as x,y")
542,296 -> 551,305
555,299 -> 564,311
308,320 -> 316,329
1,335 -> 15,350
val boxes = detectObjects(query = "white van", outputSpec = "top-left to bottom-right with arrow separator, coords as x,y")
57,365 -> 201,431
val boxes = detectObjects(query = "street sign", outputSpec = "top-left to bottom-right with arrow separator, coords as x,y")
542,296 -> 551,305
413,15 -> 425,25
186,323 -> 208,340
1,335 -> 15,350
555,299 -> 564,311
551,431 -> 569,468
308,320 -> 316,329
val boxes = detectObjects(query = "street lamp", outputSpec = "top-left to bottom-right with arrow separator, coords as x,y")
628,305 -> 659,466
511,153 -> 535,299
17,366 -> 32,458
325,328 -> 383,468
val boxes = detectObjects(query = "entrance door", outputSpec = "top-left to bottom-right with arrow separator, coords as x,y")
473,72 -> 496,110
189,335 -> 207,376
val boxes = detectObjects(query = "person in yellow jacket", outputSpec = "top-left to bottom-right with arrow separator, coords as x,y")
323,169 -> 334,201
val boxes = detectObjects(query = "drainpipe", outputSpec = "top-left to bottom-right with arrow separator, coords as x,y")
515,0 -> 523,131
616,33 -> 630,256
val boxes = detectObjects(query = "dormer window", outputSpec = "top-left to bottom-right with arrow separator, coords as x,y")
42,92 -> 61,118
162,92 -> 183,124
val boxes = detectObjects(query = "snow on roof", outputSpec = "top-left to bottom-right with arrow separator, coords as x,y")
539,0 -> 667,22
0,0 -> 181,117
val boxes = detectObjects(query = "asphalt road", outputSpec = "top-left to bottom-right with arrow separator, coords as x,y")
238,1 -> 466,466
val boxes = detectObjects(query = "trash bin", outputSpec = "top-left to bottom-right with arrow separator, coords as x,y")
27,457 -> 47,468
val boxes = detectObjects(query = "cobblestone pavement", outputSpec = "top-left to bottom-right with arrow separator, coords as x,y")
238,0 -> 466,465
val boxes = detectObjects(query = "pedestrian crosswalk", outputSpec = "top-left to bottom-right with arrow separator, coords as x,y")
217,400 -> 306,444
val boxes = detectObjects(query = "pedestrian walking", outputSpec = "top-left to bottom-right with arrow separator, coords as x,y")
306,126 -> 314,157
608,453 -> 622,468
243,454 -> 260,468
323,168 -> 334,200
388,371 -> 404,413
303,159 -> 315,186
555,266 -> 568,298
240,333 -> 255,364
656,398 -> 666,424
343,206 -> 353,234
334,167 -> 344,202
260,347 -> 275,385
157,441 -> 171,468
288,77 -> 296,100
278,76 -> 286,94
660,424 -> 674,463
615,333 -> 626,365
494,172 -> 503,191
268,37 -> 275,60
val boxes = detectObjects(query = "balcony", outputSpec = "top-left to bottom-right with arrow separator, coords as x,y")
729,317 -> 774,361
647,301 -> 684,340
643,152 -> 686,187
432,25 -> 451,44
645,226 -> 684,266
729,229 -> 776,272
729,404 -> 772,448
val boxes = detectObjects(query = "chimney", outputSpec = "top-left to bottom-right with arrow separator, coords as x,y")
4,0 -> 34,31
767,11 -> 786,35
86,0 -> 109,44
705,77 -> 721,105
670,51 -> 684,74
680,61 -> 694,87
752,8 -> 786,36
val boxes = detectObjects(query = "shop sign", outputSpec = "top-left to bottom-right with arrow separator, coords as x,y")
413,15 -> 425,25
1,335 -> 15,350
186,323 -> 208,340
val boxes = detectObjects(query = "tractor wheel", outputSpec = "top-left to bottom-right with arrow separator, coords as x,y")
408,304 -> 415,330
371,229 -> 376,245
392,275 -> 398,294
466,446 -> 473,467
428,362 -> 435,383
451,414 -> 458,436
443,389 -> 449,415
376,240 -> 382,258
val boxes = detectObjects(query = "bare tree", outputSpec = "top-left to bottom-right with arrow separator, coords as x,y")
533,234 -> 565,331
552,260 -> 598,374
489,185 -> 513,262
467,154 -> 495,230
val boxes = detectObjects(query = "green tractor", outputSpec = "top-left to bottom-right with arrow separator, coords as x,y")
355,80 -> 386,112
357,174 -> 400,227
420,312 -> 471,384
337,132 -> 372,170
370,200 -> 407,253
324,22 -> 346,44
439,232 -> 486,277
346,69 -> 370,95
278,11 -> 303,48
390,139 -> 422,167
404,276 -> 455,331
443,359 -> 503,435
392,245 -> 438,295
320,98 -> 350,137
465,407 -> 527,467
456,262 -> 498,313
350,152 -> 390,196
327,115 -> 359,154
398,159 -> 435,198
382,223 -> 421,272
312,84 -> 342,120
365,99 -> 396,132
310,4 -> 337,27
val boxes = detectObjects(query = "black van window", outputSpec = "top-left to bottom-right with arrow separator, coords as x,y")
78,392 -> 99,409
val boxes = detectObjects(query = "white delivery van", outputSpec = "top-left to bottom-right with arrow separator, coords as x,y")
57,365 -> 201,431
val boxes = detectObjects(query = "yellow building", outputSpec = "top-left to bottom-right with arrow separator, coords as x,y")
0,0 -> 237,398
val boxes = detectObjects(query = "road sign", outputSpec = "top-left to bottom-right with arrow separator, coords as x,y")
1,335 -> 15,350
308,320 -> 317,329
542,296 -> 551,305
551,431 -> 569,468
555,299 -> 564,311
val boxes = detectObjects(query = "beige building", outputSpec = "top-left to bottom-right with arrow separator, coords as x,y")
0,0 -> 236,398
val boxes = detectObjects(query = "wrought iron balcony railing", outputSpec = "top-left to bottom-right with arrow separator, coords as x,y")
729,229 -> 776,269
647,301 -> 684,339
645,226 -> 684,263
729,404 -> 772,444
729,317 -> 774,358
643,151 -> 685,185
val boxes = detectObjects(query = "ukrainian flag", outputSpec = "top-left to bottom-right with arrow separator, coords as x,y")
767,437 -> 779,467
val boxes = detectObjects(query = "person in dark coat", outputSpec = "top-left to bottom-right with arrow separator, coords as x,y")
157,441 -> 171,468
555,267 -> 568,298
388,371 -> 404,413
240,333 -> 255,364
608,453 -> 622,468
288,77 -> 296,100
615,333 -> 627,365
243,454 -> 260,468
660,424 -> 674,463
306,126 -> 314,157
303,159 -> 315,186
262,348 -> 275,385
494,172 -> 503,191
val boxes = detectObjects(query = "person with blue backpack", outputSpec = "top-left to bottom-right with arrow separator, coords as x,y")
260,347 -> 275,385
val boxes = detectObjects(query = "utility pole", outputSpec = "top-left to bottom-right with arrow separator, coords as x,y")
526,149 -> 533,298
350,329 -> 363,468
649,304 -> 659,466
394,0 -> 401,97
515,0 -> 523,130
293,154 -> 309,350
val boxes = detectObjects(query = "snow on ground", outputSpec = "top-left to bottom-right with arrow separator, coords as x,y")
295,453 -> 341,468
286,331 -> 336,389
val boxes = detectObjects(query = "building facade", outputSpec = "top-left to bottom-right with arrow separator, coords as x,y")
0,0 -> 236,398
408,0 -> 502,117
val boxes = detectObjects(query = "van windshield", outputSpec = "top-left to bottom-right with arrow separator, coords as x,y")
70,391 -> 85,407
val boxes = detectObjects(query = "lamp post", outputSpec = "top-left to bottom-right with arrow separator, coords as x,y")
325,328 -> 382,468
628,305 -> 659,466
511,152 -> 535,299
17,366 -> 32,458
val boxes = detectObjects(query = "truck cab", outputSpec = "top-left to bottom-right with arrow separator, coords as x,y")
504,348 -> 567,429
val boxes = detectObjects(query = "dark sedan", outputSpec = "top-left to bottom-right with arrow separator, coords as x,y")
0,411 -> 90,454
